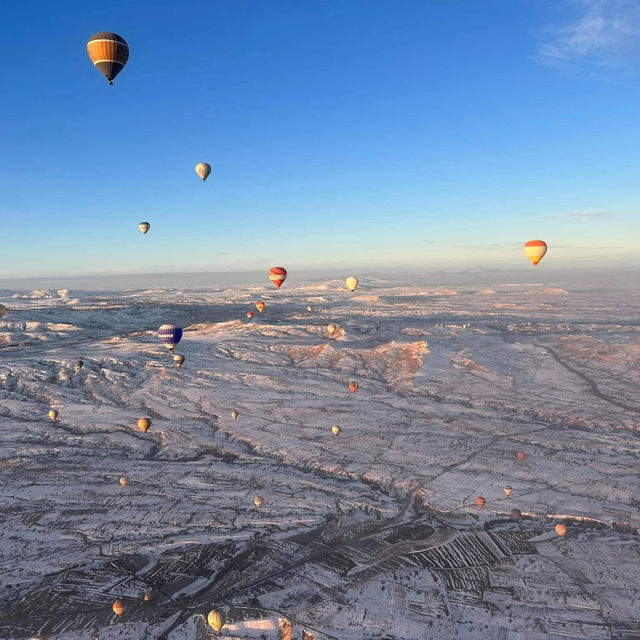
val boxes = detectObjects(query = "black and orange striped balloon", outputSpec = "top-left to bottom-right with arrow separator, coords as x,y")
87,32 -> 129,85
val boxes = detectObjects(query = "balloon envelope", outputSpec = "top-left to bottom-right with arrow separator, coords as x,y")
348,380 -> 358,393
510,508 -> 522,521
158,324 -> 182,350
517,451 -> 525,461
173,354 -> 185,368
524,240 -> 547,266
247,312 -> 254,319
87,32 -> 129,85
49,409 -> 58,421
231,410 -> 238,420
475,496 -> 486,509
138,222 -> 150,234
504,485 -> 512,496
555,523 -> 567,536
268,267 -> 287,289
112,600 -> 125,617
307,306 -> 312,312
207,609 -> 225,633
195,162 -> 211,181
256,301 -> 265,313
345,276 -> 359,292
119,477 -> 127,486
138,418 -> 151,432
332,425 -> 341,436
0,304 -> 6,319
327,324 -> 337,335
75,360 -> 84,370
254,496 -> 263,508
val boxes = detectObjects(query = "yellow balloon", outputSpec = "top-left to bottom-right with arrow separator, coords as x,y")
196,162 -> 212,181
138,222 -> 150,234
207,609 -> 225,633
307,306 -> 312,312
254,496 -> 263,508
48,409 -> 59,421
332,425 -> 341,436
345,276 -> 359,292
231,410 -> 238,420
119,477 -> 127,487
327,323 -> 337,335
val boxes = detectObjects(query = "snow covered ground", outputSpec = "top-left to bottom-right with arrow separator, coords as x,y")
0,275 -> 639,639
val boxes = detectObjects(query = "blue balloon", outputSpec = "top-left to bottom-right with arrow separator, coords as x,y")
158,324 -> 183,350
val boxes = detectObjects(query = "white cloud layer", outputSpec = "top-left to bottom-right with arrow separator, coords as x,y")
536,0 -> 640,70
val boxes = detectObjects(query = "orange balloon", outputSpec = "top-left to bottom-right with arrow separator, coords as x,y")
268,267 -> 287,289
517,451 -> 525,461
524,240 -> 547,266
143,593 -> 151,602
256,301 -> 265,313
112,600 -> 125,617
475,496 -> 486,509
348,380 -> 358,393
138,418 -> 151,432
555,523 -> 567,536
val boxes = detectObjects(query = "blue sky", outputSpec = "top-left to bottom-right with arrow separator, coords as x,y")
2,0 -> 639,277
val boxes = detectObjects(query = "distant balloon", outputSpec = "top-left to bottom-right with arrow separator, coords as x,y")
0,304 -> 6,319
524,240 -> 547,266
119,477 -> 127,487
138,418 -> 151,432
158,324 -> 182,351
348,380 -> 358,393
332,425 -> 341,436
112,600 -> 125,617
555,523 -> 567,537
195,162 -> 212,181
327,324 -> 337,335
247,311 -> 254,319
173,354 -> 185,368
345,276 -> 359,292
307,306 -> 313,312
517,451 -> 525,461
138,222 -> 150,235
87,32 -> 129,85
255,301 -> 265,313
231,410 -> 238,420
504,485 -> 512,497
207,609 -> 225,633
143,593 -> 152,603
48,409 -> 58,421
510,508 -> 522,522
254,496 -> 263,508
75,360 -> 84,371
475,496 -> 486,509
268,267 -> 287,289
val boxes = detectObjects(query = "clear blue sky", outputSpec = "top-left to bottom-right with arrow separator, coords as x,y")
2,0 -> 639,277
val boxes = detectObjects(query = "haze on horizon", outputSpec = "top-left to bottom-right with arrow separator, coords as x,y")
2,0 -> 639,280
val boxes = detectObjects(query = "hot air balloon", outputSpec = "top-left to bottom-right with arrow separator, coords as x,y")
87,32 -> 129,85
247,311 -> 254,319
555,523 -> 567,536
345,276 -> 359,292
510,508 -> 522,522
255,301 -> 265,313
327,324 -> 337,335
475,496 -> 486,509
517,451 -> 525,461
112,600 -> 125,617
138,418 -> 151,432
524,240 -> 547,266
307,306 -> 313,312
348,380 -> 358,393
195,162 -> 211,181
231,410 -> 238,420
138,222 -> 150,235
143,593 -> 152,603
119,477 -> 127,487
158,324 -> 182,351
332,425 -> 341,436
173,354 -> 185,368
253,496 -> 263,508
268,267 -> 287,289
0,304 -> 6,320
75,360 -> 84,371
49,409 -> 58,421
504,485 -> 512,497
207,609 -> 225,633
